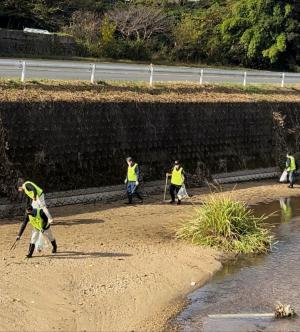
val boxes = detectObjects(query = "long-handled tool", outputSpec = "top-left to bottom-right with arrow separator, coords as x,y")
163,175 -> 168,201
10,239 -> 18,251
131,185 -> 137,195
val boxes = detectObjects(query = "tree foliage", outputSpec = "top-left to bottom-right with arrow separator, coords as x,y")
0,0 -> 299,70
221,0 -> 299,67
63,10 -> 102,56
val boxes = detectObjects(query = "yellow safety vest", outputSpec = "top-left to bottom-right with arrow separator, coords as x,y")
286,156 -> 296,172
22,181 -> 43,200
28,208 -> 46,231
127,163 -> 138,182
171,167 -> 184,186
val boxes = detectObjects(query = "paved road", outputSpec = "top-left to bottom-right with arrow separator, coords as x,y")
0,58 -> 300,85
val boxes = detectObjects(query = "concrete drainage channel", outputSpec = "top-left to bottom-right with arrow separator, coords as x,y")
212,167 -> 279,184
0,167 -> 279,219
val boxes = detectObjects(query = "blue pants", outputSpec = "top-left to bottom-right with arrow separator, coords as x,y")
127,182 -> 143,203
288,171 -> 295,187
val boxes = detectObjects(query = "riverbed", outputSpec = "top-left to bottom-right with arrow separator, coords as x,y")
2,181 -> 300,331
175,197 -> 300,332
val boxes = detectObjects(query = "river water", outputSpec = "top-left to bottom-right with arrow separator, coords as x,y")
175,197 -> 300,332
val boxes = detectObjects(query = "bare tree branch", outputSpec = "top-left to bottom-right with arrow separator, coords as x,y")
63,10 -> 102,44
108,5 -> 171,42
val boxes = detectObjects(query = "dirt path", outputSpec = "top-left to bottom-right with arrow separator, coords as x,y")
1,180 -> 299,332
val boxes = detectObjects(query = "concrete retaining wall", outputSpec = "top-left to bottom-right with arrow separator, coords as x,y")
0,28 -> 77,57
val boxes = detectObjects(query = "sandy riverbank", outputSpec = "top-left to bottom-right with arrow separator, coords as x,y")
1,180 -> 299,332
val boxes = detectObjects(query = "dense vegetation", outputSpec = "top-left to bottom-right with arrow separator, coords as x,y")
176,195 -> 273,254
1,0 -> 299,70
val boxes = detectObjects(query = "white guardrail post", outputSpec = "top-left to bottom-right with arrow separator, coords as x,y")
149,63 -> 154,86
243,71 -> 247,87
90,64 -> 96,84
281,73 -> 285,88
21,60 -> 26,82
199,69 -> 204,85
0,59 -> 299,86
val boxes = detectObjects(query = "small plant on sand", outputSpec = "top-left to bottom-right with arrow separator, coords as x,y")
176,195 -> 273,254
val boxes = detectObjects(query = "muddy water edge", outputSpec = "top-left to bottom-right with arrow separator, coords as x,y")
173,197 -> 300,332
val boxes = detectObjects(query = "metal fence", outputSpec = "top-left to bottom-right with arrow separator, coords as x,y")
0,59 -> 300,87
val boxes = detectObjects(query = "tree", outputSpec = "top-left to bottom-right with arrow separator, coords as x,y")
220,0 -> 299,68
63,10 -> 102,55
99,14 -> 116,56
173,14 -> 200,61
173,3 -> 226,63
0,0 -> 109,31
108,5 -> 171,42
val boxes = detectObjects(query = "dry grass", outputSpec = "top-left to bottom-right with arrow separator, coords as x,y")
0,79 -> 299,103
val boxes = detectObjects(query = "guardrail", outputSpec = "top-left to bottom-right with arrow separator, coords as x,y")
0,59 -> 300,87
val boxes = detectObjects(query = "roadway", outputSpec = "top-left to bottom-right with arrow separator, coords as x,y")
0,58 -> 299,85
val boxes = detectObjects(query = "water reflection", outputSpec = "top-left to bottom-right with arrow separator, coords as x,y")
175,197 -> 300,332
280,197 -> 293,223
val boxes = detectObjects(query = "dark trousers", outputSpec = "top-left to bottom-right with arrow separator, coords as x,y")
127,182 -> 143,203
288,171 -> 295,187
170,184 -> 181,202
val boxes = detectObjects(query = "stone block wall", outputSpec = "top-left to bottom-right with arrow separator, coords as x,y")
0,100 -> 296,196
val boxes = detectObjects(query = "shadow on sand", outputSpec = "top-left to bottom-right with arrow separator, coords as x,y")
37,250 -> 132,259
55,218 -> 105,226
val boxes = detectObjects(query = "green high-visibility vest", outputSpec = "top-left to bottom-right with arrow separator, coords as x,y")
28,208 -> 45,231
287,156 -> 296,172
171,167 -> 184,186
127,163 -> 138,182
22,181 -> 43,200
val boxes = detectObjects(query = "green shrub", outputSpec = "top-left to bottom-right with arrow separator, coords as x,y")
176,195 -> 273,254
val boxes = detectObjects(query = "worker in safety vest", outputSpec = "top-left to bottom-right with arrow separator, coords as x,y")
16,205 -> 57,258
17,178 -> 53,223
124,157 -> 143,204
286,152 -> 296,188
166,160 -> 185,205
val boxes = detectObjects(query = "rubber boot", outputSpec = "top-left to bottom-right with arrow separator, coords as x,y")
126,193 -> 133,204
51,240 -> 57,254
26,243 -> 35,258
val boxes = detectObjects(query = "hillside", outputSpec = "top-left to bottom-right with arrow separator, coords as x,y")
0,0 -> 299,70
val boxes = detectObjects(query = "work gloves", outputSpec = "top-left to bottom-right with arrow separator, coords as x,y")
16,236 -> 20,241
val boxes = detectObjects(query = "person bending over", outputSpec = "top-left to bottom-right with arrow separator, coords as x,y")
16,206 -> 57,258
18,178 -> 53,223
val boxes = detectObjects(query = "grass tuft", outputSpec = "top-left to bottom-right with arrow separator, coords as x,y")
176,195 -> 273,254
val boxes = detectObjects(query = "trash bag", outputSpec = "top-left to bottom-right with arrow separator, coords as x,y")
31,200 -> 39,209
279,170 -> 288,183
35,232 -> 49,252
31,198 -> 43,209
177,184 -> 189,200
